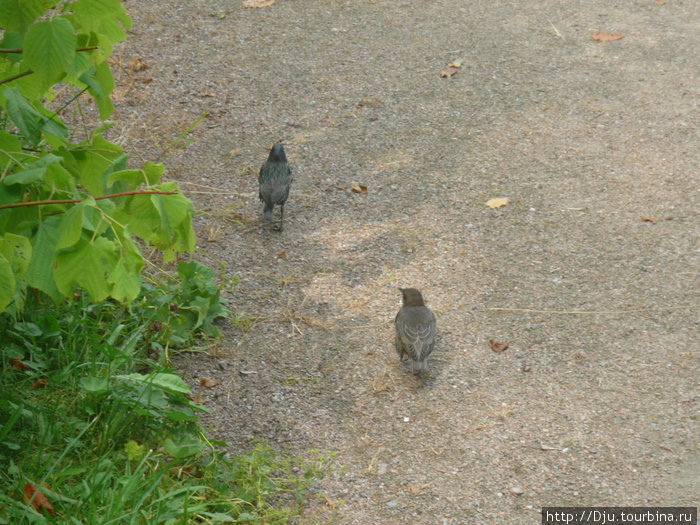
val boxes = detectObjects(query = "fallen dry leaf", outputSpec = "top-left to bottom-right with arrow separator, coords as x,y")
277,249 -> 287,259
489,339 -> 509,353
128,57 -> 148,72
641,216 -> 657,224
485,197 -> 508,209
29,378 -> 47,390
448,60 -> 463,68
12,357 -> 30,370
323,495 -> 337,508
440,66 -> 459,78
406,483 -> 422,495
591,31 -> 623,42
24,483 -> 55,517
351,183 -> 368,194
140,77 -> 154,84
200,377 -> 220,388
242,0 -> 275,7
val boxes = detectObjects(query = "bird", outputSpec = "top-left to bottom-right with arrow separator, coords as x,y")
394,288 -> 437,375
258,142 -> 293,230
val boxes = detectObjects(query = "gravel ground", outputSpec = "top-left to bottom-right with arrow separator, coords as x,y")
111,1 -> 698,523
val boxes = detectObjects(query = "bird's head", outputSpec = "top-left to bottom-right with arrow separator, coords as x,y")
399,287 -> 425,307
267,142 -> 287,163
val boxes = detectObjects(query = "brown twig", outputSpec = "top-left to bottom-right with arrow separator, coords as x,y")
0,69 -> 34,85
0,46 -> 99,54
0,190 -> 176,210
0,46 -> 99,85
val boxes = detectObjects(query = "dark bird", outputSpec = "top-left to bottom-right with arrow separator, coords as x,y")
395,288 -> 437,375
258,143 -> 293,230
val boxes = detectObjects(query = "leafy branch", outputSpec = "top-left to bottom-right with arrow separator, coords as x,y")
0,46 -> 99,85
0,190 -> 176,210
0,1 -> 196,312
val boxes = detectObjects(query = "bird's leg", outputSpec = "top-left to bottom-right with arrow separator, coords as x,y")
279,204 -> 285,231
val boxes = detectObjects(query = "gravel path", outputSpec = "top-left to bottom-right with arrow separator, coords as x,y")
113,1 -> 698,522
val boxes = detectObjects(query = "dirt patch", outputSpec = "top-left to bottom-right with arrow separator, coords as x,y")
113,0 -> 698,522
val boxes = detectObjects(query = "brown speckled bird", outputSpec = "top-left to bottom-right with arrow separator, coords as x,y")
395,288 -> 437,374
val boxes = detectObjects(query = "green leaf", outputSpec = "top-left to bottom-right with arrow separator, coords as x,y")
24,17 -> 76,82
106,162 -> 164,189
66,49 -> 90,81
56,202 -> 86,250
44,161 -> 75,192
54,237 -> 117,301
108,256 -> 142,302
0,233 -> 32,276
116,372 -> 191,394
71,0 -> 132,34
70,136 -> 124,195
79,376 -> 109,394
79,61 -> 115,120
151,185 -> 190,234
163,435 -> 203,459
0,254 -> 14,312
0,32 -> 23,63
143,162 -> 165,185
0,0 -> 46,34
35,106 -> 69,144
3,86 -> 41,144
25,216 -> 61,301
106,169 -> 145,189
0,130 -> 22,168
2,87 -> 68,145
3,153 -> 61,186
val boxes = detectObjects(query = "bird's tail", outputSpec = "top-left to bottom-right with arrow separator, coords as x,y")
410,358 -> 426,375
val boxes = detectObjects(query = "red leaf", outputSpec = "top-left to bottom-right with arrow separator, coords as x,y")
29,378 -> 47,391
24,483 -> 55,517
12,357 -> 30,370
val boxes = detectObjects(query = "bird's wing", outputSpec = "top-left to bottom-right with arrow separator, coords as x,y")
398,318 -> 436,360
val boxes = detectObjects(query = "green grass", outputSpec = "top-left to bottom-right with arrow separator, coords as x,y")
0,267 -> 334,524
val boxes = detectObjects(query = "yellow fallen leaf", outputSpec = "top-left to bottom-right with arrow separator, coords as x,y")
440,66 -> 459,78
242,0 -> 275,7
486,197 -> 508,209
489,339 -> 509,353
351,183 -> 368,194
200,377 -> 220,388
591,31 -> 623,42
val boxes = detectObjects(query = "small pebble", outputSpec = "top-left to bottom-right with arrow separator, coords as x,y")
511,486 -> 524,495
386,499 -> 399,508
